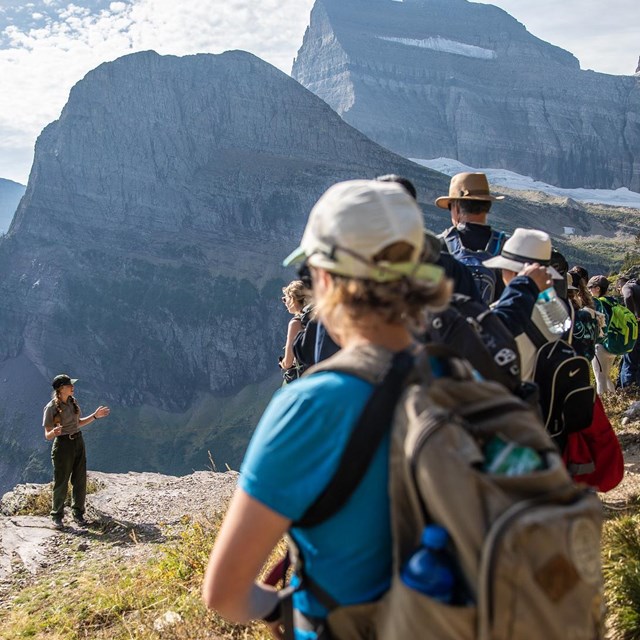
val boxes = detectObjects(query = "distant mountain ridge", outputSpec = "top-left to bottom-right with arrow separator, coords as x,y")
0,49 -> 637,494
292,0 -> 640,192
0,178 -> 25,234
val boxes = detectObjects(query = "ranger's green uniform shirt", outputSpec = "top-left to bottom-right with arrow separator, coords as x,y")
43,399 -> 81,436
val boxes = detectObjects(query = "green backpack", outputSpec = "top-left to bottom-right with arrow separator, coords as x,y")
595,296 -> 638,355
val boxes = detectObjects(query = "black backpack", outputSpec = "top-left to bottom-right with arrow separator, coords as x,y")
524,322 -> 595,450
424,294 -> 521,392
442,228 -> 506,305
292,305 -> 317,369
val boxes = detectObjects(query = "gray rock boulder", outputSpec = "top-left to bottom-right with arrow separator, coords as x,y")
292,0 -> 640,192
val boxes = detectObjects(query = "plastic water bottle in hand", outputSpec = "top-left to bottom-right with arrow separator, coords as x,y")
400,525 -> 455,603
536,286 -> 571,335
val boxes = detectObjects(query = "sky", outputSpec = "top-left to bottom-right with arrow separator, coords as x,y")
0,0 -> 638,185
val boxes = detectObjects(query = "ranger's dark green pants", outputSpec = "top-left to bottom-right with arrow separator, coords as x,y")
50,433 -> 86,518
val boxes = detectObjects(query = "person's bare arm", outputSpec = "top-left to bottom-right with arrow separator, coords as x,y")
44,423 -> 61,440
281,318 -> 303,369
79,405 -> 110,427
202,489 -> 290,625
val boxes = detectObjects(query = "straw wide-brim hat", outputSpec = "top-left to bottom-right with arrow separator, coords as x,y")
483,228 -> 563,279
435,172 -> 505,209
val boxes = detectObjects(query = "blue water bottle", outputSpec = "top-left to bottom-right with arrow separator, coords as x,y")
400,525 -> 455,603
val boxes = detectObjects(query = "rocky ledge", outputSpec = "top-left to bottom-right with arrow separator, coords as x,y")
0,470 -> 238,604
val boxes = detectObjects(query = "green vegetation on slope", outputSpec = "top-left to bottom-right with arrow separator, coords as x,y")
0,514 -> 281,640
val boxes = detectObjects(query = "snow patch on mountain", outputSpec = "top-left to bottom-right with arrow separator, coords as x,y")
412,158 -> 640,209
377,36 -> 497,60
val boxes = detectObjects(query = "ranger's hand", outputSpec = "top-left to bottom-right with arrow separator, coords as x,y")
94,406 -> 110,420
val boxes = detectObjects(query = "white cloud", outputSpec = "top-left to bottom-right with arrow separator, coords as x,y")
0,0 -> 315,182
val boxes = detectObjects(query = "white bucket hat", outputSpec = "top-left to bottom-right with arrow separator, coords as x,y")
283,180 -> 444,284
483,228 -> 563,279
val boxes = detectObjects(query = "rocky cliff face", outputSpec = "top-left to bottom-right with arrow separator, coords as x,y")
292,0 -> 640,192
0,178 -> 25,234
0,50 -> 453,492
1,49 -> 636,495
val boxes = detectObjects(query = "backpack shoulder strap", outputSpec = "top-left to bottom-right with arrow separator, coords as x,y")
305,342 -> 395,383
566,302 -> 575,344
442,226 -> 463,256
524,320 -> 548,350
486,229 -> 507,256
294,348 -> 414,528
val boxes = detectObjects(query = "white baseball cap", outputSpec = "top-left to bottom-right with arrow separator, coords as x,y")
283,180 -> 444,284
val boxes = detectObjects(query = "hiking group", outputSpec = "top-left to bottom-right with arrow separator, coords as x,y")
202,174 -> 626,639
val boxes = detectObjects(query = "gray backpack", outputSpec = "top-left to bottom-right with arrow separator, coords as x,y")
282,344 -> 604,640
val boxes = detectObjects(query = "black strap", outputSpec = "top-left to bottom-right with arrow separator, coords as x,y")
501,250 -> 550,266
294,349 -> 414,528
524,320 -> 548,350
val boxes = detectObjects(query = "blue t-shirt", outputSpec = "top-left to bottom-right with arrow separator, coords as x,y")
240,371 -> 392,637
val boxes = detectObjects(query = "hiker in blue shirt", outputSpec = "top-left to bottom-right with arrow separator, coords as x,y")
202,180 -> 450,639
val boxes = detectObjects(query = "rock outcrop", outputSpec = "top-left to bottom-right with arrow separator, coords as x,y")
292,0 -> 640,192
0,470 -> 237,589
0,178 -> 25,235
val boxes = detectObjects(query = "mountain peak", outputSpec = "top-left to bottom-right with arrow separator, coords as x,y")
292,0 -> 640,191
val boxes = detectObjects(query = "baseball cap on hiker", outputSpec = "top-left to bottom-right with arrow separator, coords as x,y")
52,374 -> 78,390
283,180 -> 444,284
482,228 -> 563,279
587,275 -> 610,294
434,172 -> 505,210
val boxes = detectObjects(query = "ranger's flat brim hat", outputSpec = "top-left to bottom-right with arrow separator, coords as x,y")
435,172 -> 505,209
483,228 -> 563,279
52,374 -> 79,389
283,180 -> 444,284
